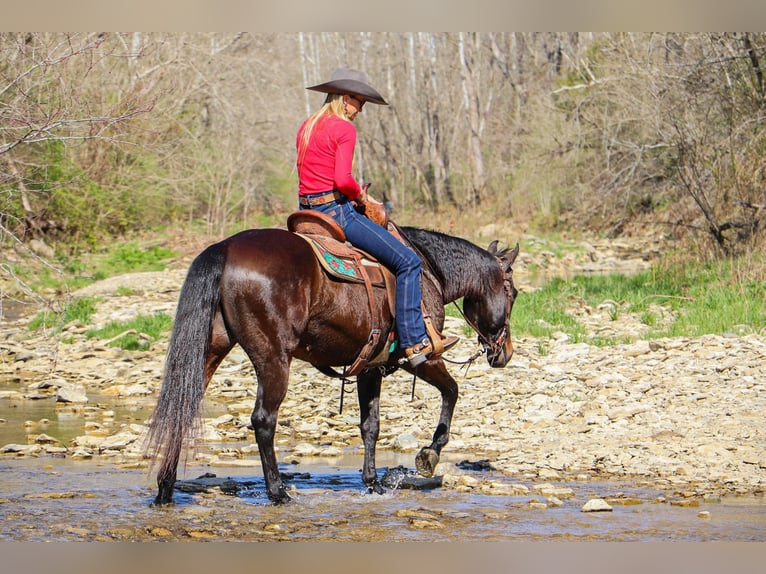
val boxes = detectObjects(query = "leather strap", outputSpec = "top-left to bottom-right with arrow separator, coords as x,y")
343,251 -> 383,376
299,191 -> 342,207
422,310 -> 445,355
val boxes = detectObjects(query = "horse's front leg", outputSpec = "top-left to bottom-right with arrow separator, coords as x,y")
357,368 -> 384,494
250,359 -> 291,504
409,361 -> 459,478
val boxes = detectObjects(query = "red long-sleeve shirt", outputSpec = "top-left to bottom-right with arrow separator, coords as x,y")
296,114 -> 362,201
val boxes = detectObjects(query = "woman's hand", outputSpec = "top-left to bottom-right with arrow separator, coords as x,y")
356,182 -> 371,206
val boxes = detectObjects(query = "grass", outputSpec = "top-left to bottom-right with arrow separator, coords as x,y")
27,296 -> 100,331
25,241 -> 177,348
16,241 -> 177,295
511,254 -> 766,345
86,312 -> 173,351
19,227 -> 766,352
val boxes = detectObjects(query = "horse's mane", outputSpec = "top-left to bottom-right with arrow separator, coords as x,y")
399,226 -> 501,300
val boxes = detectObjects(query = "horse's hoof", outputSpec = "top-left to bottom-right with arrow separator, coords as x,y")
366,482 -> 386,495
415,447 -> 439,478
269,490 -> 293,505
150,497 -> 174,507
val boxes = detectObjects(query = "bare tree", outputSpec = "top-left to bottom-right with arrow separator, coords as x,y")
3,32 -> 764,254
0,32 -> 160,241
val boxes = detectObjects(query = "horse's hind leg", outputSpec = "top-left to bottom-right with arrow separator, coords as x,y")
250,358 -> 291,504
155,465 -> 178,506
410,362 -> 459,478
153,310 -> 233,506
357,369 -> 384,494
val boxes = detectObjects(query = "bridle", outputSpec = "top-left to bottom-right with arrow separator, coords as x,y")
444,258 -> 515,366
395,226 -> 515,367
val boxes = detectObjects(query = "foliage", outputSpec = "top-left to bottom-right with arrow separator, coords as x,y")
86,312 -> 173,351
512,254 -> 766,345
28,296 -> 100,331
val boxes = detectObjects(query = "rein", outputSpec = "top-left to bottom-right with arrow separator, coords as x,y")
398,224 -> 514,368
334,227 -> 514,411
441,264 -> 515,368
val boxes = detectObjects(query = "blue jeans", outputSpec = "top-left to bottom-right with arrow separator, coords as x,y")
301,195 -> 428,349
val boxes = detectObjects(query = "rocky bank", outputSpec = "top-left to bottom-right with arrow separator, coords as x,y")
1,235 -> 764,500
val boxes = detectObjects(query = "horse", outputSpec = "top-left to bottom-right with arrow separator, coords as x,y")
146,223 -> 519,505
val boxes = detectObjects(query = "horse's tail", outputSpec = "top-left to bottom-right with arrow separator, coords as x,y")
145,241 -> 226,478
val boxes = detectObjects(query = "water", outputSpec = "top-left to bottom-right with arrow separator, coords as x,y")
1,388 -> 765,541
0,388 -> 157,447
1,448 -> 765,541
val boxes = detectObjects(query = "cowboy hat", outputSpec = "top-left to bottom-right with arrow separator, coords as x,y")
306,67 -> 388,106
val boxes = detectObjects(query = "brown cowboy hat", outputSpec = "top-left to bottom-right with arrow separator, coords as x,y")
306,67 -> 388,106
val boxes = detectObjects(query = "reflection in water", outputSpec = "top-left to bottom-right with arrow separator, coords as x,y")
0,456 -> 764,542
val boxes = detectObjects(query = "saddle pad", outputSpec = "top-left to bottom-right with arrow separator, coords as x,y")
296,233 -> 386,287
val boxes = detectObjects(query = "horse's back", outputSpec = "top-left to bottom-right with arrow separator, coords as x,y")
223,227 -> 315,269
216,227 -> 385,366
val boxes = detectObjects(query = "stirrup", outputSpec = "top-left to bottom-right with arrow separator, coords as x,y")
404,335 -> 459,367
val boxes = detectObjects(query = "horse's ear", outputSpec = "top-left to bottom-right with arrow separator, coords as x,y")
487,240 -> 499,255
501,242 -> 520,270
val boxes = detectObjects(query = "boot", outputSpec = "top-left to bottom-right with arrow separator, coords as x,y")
404,334 -> 459,367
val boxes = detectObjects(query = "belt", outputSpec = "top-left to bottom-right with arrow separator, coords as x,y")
299,191 -> 342,207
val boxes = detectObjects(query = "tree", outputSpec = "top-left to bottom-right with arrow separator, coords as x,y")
0,32 -> 159,242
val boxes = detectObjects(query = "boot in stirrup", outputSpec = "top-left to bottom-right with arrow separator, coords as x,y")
404,334 -> 459,367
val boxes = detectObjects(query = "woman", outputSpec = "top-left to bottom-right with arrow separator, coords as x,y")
296,67 -> 457,367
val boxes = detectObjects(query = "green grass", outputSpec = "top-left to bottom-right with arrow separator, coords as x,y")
25,241 -> 177,338
28,295 -> 172,350
86,312 -> 173,350
28,296 -> 100,331
97,242 -> 176,278
18,241 -> 177,295
511,255 -> 766,345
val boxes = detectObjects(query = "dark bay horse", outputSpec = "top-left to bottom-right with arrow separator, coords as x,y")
146,224 -> 519,505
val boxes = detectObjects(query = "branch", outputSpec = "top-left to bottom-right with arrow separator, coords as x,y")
551,76 -> 614,95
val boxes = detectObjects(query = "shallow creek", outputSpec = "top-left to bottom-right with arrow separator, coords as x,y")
1,390 -> 764,543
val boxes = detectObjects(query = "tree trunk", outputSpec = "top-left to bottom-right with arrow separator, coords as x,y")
458,32 -> 486,205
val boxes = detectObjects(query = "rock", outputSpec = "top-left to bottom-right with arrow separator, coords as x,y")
408,519 -> 444,529
97,429 -> 141,452
1,443 -> 42,455
533,483 -> 575,498
30,433 -> 59,445
380,466 -> 443,490
582,498 -> 613,512
29,239 -> 55,259
394,508 -> 439,520
70,447 -> 94,459
56,384 -> 89,404
292,442 -> 319,456
1,245 -> 765,504
391,432 -> 419,452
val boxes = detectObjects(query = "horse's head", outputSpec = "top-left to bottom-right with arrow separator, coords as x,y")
462,241 -> 519,368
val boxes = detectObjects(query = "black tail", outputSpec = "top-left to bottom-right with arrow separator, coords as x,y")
145,241 -> 226,479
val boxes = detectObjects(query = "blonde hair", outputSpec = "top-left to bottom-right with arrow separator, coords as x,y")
297,93 -> 352,169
